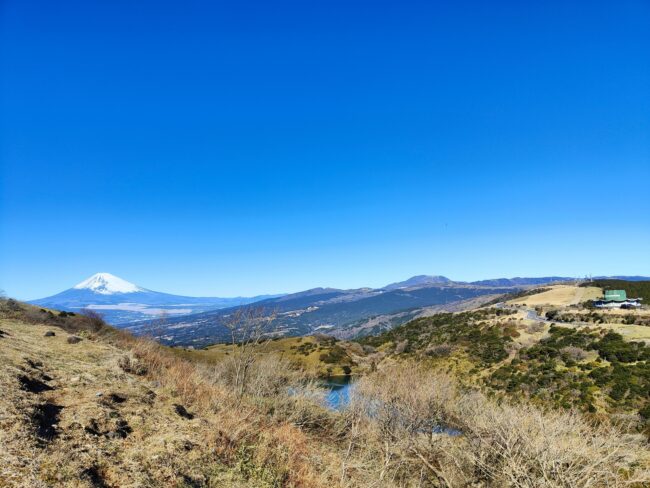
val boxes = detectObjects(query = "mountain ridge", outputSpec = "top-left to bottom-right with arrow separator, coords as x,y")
30,273 -> 650,332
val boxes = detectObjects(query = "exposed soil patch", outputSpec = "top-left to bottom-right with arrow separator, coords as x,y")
22,360 -> 54,381
33,402 -> 63,443
174,404 -> 194,420
80,466 -> 109,488
110,419 -> 132,439
99,393 -> 127,410
143,389 -> 156,405
25,358 -> 43,369
108,393 -> 126,404
18,374 -> 54,394
181,474 -> 203,487
84,419 -> 102,436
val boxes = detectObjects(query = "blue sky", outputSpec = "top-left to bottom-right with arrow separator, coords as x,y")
1,1 -> 649,300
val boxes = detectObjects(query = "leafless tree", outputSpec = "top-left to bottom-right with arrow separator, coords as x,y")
142,310 -> 170,340
222,306 -> 277,400
79,308 -> 106,332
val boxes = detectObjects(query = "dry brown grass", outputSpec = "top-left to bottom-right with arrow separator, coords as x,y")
125,338 -> 342,487
508,285 -> 602,307
340,362 -> 650,487
0,300 -> 342,487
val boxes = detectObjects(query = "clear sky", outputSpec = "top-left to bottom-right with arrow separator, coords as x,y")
1,1 -> 649,300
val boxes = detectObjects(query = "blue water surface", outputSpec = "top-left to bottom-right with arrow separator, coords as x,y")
324,375 -> 353,410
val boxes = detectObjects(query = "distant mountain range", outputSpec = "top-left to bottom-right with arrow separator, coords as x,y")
383,275 -> 577,289
29,273 -> 281,324
29,273 -> 649,346
123,275 -> 585,347
125,282 -> 516,347
469,276 -> 574,287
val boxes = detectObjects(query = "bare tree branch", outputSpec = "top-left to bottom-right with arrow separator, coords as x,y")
222,306 -> 277,400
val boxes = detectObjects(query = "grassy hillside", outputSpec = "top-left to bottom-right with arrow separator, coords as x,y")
359,306 -> 650,437
507,285 -> 602,306
177,335 -> 361,377
2,297 -> 649,486
0,299 -> 340,487
359,308 -> 519,367
489,326 -> 650,419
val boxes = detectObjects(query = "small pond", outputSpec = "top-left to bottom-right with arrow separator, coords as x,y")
321,375 -> 461,436
323,375 -> 353,410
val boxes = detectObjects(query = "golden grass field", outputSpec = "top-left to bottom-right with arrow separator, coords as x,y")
508,285 -> 603,306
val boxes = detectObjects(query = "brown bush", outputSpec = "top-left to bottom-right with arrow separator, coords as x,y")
339,362 -> 650,487
453,391 -> 649,487
345,342 -> 365,356
207,354 -> 306,398
78,309 -> 106,332
394,339 -> 409,354
560,346 -> 589,361
425,343 -> 453,357
117,353 -> 148,375
526,321 -> 546,334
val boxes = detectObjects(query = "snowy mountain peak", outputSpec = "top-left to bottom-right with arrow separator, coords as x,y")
73,273 -> 144,295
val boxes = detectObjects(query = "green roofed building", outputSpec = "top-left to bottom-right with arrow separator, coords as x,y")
604,290 -> 627,302
595,289 -> 641,309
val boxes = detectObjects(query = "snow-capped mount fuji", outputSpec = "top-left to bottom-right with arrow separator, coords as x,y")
73,272 -> 145,294
29,273 -> 281,325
